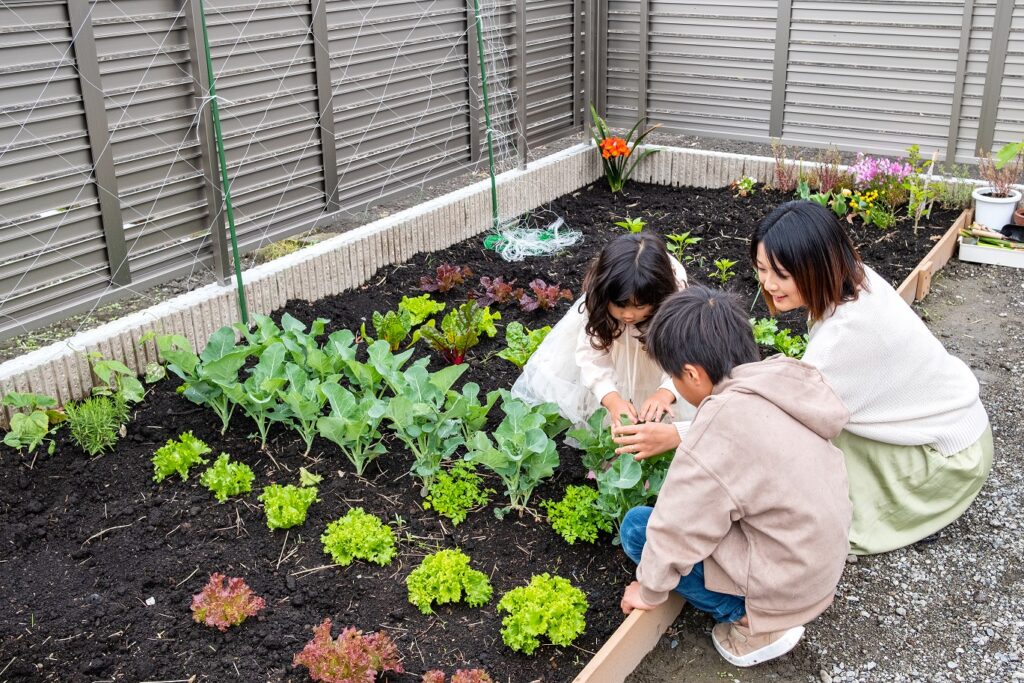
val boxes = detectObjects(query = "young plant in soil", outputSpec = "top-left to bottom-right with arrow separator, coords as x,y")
259,483 -> 318,530
64,395 -> 124,457
465,393 -> 567,518
293,618 -> 404,683
524,279 -> 572,312
152,431 -> 212,482
420,263 -> 473,293
496,322 -> 550,369
497,573 -> 588,654
423,461 -> 493,526
594,451 -> 671,543
2,391 -> 63,455
320,507 -> 396,566
190,573 -> 265,631
199,454 -> 255,502
422,670 -> 493,683
278,362 -> 329,456
414,301 -> 500,365
542,485 -> 612,545
710,258 -> 738,285
665,231 -> 701,264
405,548 -> 493,614
218,341 -> 289,450
566,407 -> 618,474
613,216 -> 645,233
473,276 -> 519,307
316,384 -> 387,476
443,381 -> 500,444
751,317 -> 808,359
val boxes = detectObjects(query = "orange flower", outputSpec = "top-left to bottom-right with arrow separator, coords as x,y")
600,136 -> 630,158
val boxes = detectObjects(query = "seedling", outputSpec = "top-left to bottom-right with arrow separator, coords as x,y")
710,258 -> 737,285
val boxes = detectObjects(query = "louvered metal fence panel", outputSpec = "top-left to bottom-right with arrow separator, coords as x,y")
955,0 -> 994,160
525,0 -> 578,143
606,0 -> 641,121
993,3 -> 1024,149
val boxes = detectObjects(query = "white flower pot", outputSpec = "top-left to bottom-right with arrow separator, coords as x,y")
972,187 -> 1022,230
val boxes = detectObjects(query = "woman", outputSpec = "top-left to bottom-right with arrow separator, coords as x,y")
615,201 -> 992,555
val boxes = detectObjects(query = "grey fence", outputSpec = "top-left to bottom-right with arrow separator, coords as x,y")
0,0 -> 583,341
2,0 -> 1022,343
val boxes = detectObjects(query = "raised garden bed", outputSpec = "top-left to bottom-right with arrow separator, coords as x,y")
0,179 -> 969,683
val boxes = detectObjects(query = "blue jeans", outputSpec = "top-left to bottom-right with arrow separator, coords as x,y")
621,506 -> 746,623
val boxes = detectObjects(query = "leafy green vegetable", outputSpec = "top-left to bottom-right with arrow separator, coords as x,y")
153,431 -> 212,482
497,322 -> 551,369
415,301 -> 500,364
259,483 -> 317,530
406,548 -> 492,614
200,454 -> 255,502
321,508 -> 396,566
399,293 -> 446,325
750,317 -> 808,358
444,382 -> 500,444
279,362 -> 329,456
2,392 -> 61,454
219,342 -> 289,449
89,353 -> 145,405
299,467 -> 323,487
466,395 -> 560,517
542,485 -> 611,544
363,309 -> 414,352
594,452 -> 670,543
565,408 -> 617,474
497,573 -> 588,654
424,461 -> 493,525
317,384 -> 387,476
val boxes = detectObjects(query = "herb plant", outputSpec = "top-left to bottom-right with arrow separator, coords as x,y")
415,301 -> 500,364
406,548 -> 493,614
750,317 -> 808,359
542,485 -> 611,544
665,231 -> 701,263
466,395 -> 562,517
420,264 -> 473,293
191,573 -> 265,631
710,258 -> 737,285
2,392 -> 63,455
424,461 -> 493,525
152,431 -> 212,482
497,573 -> 588,654
590,105 -> 659,193
65,396 -> 123,457
322,508 -> 396,566
497,322 -> 550,369
293,619 -> 404,683
259,483 -> 317,530
317,384 -> 387,476
527,279 -> 572,311
200,454 -> 255,502
613,216 -> 645,233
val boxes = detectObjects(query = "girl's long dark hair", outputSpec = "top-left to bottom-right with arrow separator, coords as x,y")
751,200 -> 866,321
583,231 -> 678,351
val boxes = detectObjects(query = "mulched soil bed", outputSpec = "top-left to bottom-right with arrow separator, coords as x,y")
0,181 -> 963,683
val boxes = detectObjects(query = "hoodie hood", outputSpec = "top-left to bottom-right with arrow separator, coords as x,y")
711,356 -> 849,440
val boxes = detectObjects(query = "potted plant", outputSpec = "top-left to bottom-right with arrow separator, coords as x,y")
974,141 -> 1023,229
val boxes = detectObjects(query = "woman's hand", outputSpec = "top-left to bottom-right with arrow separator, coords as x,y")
612,421 -> 682,460
601,392 -> 638,427
621,581 -> 656,615
637,389 -> 676,423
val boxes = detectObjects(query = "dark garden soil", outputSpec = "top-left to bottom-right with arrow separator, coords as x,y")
0,182 -> 964,683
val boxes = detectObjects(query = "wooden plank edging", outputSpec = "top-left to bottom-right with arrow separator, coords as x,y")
895,209 -> 972,304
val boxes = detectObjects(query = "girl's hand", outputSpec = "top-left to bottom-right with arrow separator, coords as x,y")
621,581 -> 656,614
612,421 -> 682,460
638,389 -> 676,423
601,392 -> 638,427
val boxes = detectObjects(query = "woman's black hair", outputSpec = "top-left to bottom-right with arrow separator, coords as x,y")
750,200 -> 866,320
647,286 -> 759,384
583,231 -> 677,351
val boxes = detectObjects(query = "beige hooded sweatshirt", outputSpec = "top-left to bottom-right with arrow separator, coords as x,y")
636,356 -> 852,633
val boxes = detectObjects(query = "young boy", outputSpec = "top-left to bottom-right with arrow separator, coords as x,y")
618,286 -> 852,667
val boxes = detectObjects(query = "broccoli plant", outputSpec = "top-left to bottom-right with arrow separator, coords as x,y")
496,573 -> 588,654
443,382 -> 499,445
278,362 -> 328,456
414,301 -> 500,365
406,548 -> 493,614
497,322 -> 551,369
594,451 -> 671,543
420,264 -> 473,293
259,483 -> 317,530
190,573 -> 265,631
321,508 -> 396,566
423,461 -> 493,526
293,619 -> 404,683
565,408 -> 617,474
152,432 -> 212,482
542,485 -> 612,545
2,392 -> 63,455
218,341 -> 289,450
200,454 -> 255,502
317,384 -> 387,476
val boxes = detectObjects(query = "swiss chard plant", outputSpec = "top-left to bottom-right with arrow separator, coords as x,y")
321,508 -> 396,566
542,485 -> 611,545
423,460 -> 493,526
152,431 -> 212,483
293,619 -> 404,683
420,264 -> 473,293
750,317 -> 808,359
362,295 -> 446,351
382,363 -> 468,490
259,483 -> 318,530
496,573 -> 588,654
317,384 -> 387,476
200,454 -> 255,502
497,322 -> 551,369
2,392 -> 63,455
406,548 -> 492,614
191,573 -> 265,631
415,301 -> 500,365
465,395 -> 563,517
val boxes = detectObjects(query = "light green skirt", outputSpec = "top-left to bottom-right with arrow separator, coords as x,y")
835,426 -> 993,556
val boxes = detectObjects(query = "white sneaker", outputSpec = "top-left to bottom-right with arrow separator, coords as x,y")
711,622 -> 805,667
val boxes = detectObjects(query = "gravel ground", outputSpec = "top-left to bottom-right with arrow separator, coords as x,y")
626,258 -> 1024,683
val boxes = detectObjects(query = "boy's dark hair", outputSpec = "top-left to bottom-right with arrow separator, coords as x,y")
583,231 -> 677,351
751,200 -> 866,321
647,286 -> 759,384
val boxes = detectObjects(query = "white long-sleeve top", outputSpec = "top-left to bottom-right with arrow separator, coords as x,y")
801,266 -> 988,455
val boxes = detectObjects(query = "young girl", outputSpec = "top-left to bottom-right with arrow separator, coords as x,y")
511,232 -> 693,427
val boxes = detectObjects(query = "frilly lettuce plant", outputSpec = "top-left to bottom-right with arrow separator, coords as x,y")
200,454 -> 255,502
497,573 -> 588,654
542,485 -> 611,545
190,573 -> 265,631
152,432 -> 211,483
321,508 -> 396,566
259,483 -> 317,530
405,548 -> 492,614
423,461 -> 493,526
293,618 -> 403,683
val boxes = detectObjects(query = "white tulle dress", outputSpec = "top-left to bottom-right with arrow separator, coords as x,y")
511,258 -> 695,426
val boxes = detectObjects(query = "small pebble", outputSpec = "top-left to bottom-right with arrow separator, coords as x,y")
896,606 -> 908,617
820,671 -> 833,683
846,554 -> 859,564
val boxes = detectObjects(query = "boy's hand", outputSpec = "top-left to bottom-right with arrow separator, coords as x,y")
638,389 -> 676,423
621,581 -> 656,614
612,421 -> 681,460
601,392 -> 638,426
